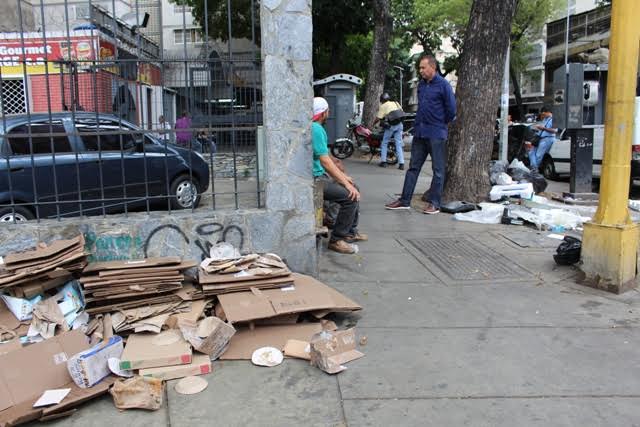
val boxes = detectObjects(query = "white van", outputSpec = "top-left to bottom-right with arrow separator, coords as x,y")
542,97 -> 640,180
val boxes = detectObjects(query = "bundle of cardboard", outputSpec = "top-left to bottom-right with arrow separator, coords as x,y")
80,257 -> 197,314
0,235 -> 87,296
199,252 -> 293,295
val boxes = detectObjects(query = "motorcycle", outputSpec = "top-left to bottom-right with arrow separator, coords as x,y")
331,118 -> 398,165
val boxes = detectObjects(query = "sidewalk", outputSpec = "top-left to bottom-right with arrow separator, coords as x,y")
32,156 -> 640,427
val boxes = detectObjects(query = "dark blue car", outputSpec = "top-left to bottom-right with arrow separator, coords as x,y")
0,113 -> 210,221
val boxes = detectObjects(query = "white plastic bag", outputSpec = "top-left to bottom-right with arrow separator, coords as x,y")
453,203 -> 505,224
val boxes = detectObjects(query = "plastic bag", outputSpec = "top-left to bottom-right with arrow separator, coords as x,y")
441,201 -> 478,214
531,208 -> 587,230
509,158 -> 530,173
526,170 -> 548,193
453,203 -> 505,224
496,173 -> 514,185
489,161 -> 508,184
553,236 -> 581,265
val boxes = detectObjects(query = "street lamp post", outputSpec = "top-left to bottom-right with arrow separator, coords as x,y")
393,65 -> 404,107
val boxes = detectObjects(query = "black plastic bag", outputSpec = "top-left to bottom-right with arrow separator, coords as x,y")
553,236 -> 582,266
441,201 -> 477,214
507,168 -> 548,193
489,161 -> 508,185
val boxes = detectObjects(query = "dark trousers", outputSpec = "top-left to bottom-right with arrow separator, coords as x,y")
318,176 -> 358,241
400,137 -> 446,208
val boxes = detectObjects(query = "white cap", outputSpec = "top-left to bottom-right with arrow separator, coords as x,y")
313,97 -> 329,116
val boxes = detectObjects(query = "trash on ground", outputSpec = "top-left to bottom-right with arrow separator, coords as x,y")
251,346 -> 284,367
33,388 -> 71,407
139,354 -> 211,381
119,332 -> 192,370
554,236 -> 582,266
110,376 -> 163,411
489,183 -> 534,201
67,335 -> 124,388
174,375 -> 209,395
310,329 -> 365,374
283,339 -> 311,360
179,316 -> 235,359
440,201 -> 478,214
454,203 -> 505,224
108,357 -> 134,378
547,234 -> 565,240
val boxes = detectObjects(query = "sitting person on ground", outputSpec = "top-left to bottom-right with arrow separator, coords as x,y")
373,92 -> 405,170
312,97 -> 367,254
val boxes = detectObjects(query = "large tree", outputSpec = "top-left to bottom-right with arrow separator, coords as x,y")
442,0 -> 518,203
362,0 -> 394,127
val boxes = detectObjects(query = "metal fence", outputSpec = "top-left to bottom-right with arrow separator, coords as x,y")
0,0 -> 264,222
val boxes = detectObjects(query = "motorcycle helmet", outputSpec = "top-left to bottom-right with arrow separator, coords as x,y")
379,92 -> 391,103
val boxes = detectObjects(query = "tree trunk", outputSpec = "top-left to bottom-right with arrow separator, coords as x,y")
362,0 -> 393,128
442,0 -> 518,203
509,63 -> 525,121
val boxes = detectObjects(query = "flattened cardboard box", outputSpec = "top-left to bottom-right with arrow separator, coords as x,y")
310,329 -> 364,374
0,330 -> 89,418
220,323 -> 324,360
119,332 -> 192,370
217,273 -> 361,324
82,257 -> 182,274
139,354 -> 211,381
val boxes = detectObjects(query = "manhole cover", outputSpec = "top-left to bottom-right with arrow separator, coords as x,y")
407,237 -> 531,281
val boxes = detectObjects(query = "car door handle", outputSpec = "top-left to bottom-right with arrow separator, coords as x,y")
9,167 -> 24,173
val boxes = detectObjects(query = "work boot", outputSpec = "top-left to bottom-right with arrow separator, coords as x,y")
385,200 -> 410,210
398,163 -> 404,170
328,239 -> 356,254
379,162 -> 387,168
423,203 -> 440,215
345,232 -> 368,243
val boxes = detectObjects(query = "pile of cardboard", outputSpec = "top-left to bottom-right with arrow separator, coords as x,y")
199,253 -> 293,295
0,235 -> 87,296
79,257 -> 198,315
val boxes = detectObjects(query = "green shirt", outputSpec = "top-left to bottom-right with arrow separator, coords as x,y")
312,122 -> 328,177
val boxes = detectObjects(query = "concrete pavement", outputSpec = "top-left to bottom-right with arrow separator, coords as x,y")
32,155 -> 640,427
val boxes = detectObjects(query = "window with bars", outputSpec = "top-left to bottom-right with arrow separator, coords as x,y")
0,79 -> 27,115
173,28 -> 204,44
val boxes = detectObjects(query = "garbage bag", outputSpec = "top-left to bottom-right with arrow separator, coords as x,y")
553,236 -> 582,266
507,167 -> 528,182
509,158 -> 530,173
526,170 -> 548,193
441,201 -> 478,214
489,161 -> 508,184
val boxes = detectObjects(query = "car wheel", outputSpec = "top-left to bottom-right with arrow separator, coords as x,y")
170,175 -> 201,209
541,156 -> 558,180
0,206 -> 34,223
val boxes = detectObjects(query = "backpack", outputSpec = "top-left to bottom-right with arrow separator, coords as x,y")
385,102 -> 404,125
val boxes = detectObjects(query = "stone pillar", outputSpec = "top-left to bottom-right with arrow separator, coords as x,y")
261,0 -> 316,274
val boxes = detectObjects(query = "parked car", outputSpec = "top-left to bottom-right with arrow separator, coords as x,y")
0,113 -> 210,222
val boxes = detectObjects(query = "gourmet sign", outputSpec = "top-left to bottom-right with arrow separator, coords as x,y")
0,37 -> 95,75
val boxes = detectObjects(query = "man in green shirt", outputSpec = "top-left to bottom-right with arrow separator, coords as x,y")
312,97 -> 365,254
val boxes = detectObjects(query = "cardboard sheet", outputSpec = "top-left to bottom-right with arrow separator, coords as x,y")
82,257 -> 182,273
119,332 -> 192,370
139,354 -> 211,381
220,323 -> 323,360
217,273 -> 361,324
310,329 -> 364,374
0,330 -> 89,414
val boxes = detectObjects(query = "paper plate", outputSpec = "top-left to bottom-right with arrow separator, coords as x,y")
152,330 -> 182,346
108,357 -> 134,378
175,376 -> 208,395
251,347 -> 284,367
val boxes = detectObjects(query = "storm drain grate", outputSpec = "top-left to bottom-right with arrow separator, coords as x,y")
407,237 -> 532,281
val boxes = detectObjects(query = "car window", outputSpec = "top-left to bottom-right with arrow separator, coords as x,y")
76,118 -> 136,151
7,121 -> 72,155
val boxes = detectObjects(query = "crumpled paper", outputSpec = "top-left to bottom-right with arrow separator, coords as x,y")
110,376 -> 164,411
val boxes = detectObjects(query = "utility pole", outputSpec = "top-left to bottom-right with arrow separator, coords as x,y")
499,43 -> 510,162
393,65 -> 404,107
581,0 -> 640,293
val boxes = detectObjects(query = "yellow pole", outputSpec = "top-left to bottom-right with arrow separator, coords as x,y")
581,0 -> 640,293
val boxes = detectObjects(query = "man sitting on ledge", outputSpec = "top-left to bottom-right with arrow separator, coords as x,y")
312,97 -> 367,254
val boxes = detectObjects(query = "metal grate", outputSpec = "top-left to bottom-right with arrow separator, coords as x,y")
407,237 -> 532,281
0,79 -> 27,115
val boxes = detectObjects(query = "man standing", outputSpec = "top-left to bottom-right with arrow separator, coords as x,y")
154,115 -> 172,142
385,55 -> 456,214
374,93 -> 405,169
528,106 -> 557,171
312,97 -> 366,254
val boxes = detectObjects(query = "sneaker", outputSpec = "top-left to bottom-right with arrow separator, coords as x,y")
385,200 -> 410,210
423,203 -> 440,215
379,162 -> 387,168
328,239 -> 356,254
398,164 -> 404,170
345,233 -> 368,243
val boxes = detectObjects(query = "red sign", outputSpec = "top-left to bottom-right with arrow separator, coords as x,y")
0,36 -> 96,73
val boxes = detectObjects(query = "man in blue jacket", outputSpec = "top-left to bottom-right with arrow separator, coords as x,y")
385,55 -> 456,214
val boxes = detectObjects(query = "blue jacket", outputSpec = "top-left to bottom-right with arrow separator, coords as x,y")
414,74 -> 457,140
